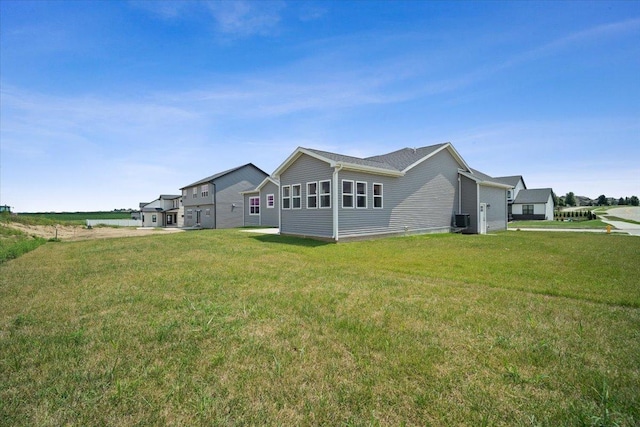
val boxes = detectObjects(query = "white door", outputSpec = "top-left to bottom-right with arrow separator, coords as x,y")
479,203 -> 487,234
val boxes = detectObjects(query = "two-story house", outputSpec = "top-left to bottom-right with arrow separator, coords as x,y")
181,163 -> 268,229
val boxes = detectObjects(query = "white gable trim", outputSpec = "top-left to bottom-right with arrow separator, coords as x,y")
458,170 -> 512,189
273,147 -> 403,178
403,143 -> 471,174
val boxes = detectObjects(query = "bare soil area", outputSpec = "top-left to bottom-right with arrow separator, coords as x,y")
4,223 -> 183,242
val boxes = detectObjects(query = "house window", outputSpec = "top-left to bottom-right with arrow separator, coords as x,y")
152,214 -> 157,223
205,209 -> 211,216
523,205 -> 534,215
192,187 -> 197,198
282,186 -> 291,209
356,181 -> 367,208
342,180 -> 354,208
167,215 -> 173,225
292,184 -> 302,209
319,180 -> 331,208
373,183 -> 383,209
186,209 -> 193,219
201,185 -> 209,197
249,197 -> 260,215
267,194 -> 275,208
307,182 -> 318,209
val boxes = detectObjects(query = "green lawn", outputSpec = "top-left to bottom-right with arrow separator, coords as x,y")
0,223 -> 47,264
509,219 -> 611,229
1,230 -> 639,426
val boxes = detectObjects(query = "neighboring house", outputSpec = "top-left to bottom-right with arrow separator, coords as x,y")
241,177 -> 280,227
140,195 -> 183,227
0,205 -> 11,213
181,163 -> 268,229
269,142 -> 510,241
494,175 -> 527,221
511,188 -> 555,220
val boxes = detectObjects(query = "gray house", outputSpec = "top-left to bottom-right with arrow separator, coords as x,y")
181,163 -> 268,229
241,177 -> 280,227
268,143 -> 510,241
140,194 -> 183,227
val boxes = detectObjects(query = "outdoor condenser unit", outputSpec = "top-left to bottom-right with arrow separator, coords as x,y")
455,213 -> 470,228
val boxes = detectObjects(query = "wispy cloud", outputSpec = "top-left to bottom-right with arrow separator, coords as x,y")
206,0 -> 285,38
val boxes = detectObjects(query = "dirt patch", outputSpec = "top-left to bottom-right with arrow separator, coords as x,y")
3,222 -> 184,242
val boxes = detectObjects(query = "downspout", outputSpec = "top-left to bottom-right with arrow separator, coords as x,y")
277,180 -> 281,233
333,165 -> 343,241
476,182 -> 480,234
212,182 -> 217,229
458,175 -> 462,213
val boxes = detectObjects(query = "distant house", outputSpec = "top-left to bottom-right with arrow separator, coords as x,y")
241,177 -> 280,227
0,205 -> 11,213
181,163 -> 268,229
494,175 -> 527,220
493,175 -> 554,221
140,195 -> 183,227
511,188 -> 555,220
264,142 -> 510,241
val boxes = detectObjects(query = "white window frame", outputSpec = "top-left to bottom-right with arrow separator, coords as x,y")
319,180 -> 331,209
342,180 -> 354,209
192,187 -> 197,198
292,184 -> 302,209
152,214 -> 157,223
373,183 -> 383,209
186,209 -> 193,219
266,194 -> 275,208
356,181 -> 367,209
249,197 -> 260,215
282,185 -> 291,210
205,209 -> 211,217
306,182 -> 318,209
201,184 -> 209,198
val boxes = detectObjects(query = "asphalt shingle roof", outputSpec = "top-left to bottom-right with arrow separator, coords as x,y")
304,143 -> 448,173
181,163 -> 267,189
513,188 -> 553,204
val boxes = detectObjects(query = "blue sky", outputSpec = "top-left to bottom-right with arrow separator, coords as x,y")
1,0 -> 639,212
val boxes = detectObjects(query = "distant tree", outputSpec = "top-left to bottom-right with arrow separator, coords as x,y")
565,192 -> 576,207
630,196 -> 640,206
551,191 -> 559,207
618,197 -> 626,205
597,194 -> 608,206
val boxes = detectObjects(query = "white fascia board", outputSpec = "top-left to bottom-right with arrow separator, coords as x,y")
402,142 -> 471,174
271,147 -> 334,178
459,170 -> 511,189
256,176 -> 280,191
339,163 -> 404,177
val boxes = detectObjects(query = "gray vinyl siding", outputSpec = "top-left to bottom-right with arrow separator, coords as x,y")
215,167 -> 266,229
338,149 -> 460,238
260,181 -> 279,227
460,175 -> 479,234
243,192 -> 260,226
182,165 -> 267,229
280,154 -> 334,238
479,185 -> 507,232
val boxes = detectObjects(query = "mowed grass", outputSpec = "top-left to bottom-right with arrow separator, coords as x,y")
1,230 -> 639,426
508,219 -> 612,229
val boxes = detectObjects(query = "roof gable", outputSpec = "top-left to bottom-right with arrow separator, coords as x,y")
493,175 -> 526,189
272,142 -> 469,178
513,188 -> 553,204
460,168 -> 513,189
181,163 -> 268,190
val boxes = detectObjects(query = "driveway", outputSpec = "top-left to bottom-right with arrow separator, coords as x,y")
601,207 -> 640,236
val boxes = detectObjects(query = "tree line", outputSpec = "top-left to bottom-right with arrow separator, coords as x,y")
554,191 -> 639,207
